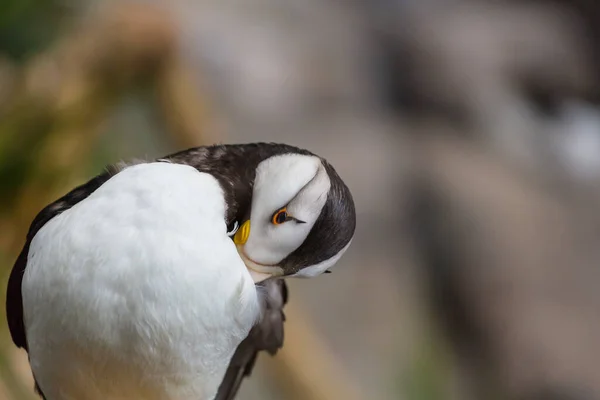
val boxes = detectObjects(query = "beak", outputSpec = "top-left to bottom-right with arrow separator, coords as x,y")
234,220 -> 284,283
233,220 -> 251,245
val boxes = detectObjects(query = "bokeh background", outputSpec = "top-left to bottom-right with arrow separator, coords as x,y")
2,0 -> 600,399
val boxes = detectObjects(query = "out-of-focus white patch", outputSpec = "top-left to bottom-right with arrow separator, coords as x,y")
554,100 -> 600,182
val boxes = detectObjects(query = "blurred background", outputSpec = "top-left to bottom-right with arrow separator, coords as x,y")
1,0 -> 600,399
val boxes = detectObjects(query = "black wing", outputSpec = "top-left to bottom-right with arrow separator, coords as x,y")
215,278 -> 288,400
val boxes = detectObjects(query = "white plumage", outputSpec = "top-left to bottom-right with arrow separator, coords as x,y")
22,162 -> 260,400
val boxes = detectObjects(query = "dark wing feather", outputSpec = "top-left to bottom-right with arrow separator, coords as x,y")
6,241 -> 32,350
215,278 -> 288,400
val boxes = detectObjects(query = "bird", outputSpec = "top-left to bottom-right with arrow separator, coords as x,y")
6,142 -> 356,400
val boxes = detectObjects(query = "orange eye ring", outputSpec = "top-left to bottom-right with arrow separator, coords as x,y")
272,208 -> 288,225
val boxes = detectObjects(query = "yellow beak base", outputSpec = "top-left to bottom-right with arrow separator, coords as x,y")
233,220 -> 250,245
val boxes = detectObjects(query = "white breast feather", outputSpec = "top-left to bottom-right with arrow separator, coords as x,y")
22,163 -> 260,400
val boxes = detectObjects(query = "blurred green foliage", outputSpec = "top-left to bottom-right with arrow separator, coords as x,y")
0,0 -> 71,62
402,336 -> 450,400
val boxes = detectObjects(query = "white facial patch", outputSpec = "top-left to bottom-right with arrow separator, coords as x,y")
292,239 -> 353,278
244,154 -> 331,265
285,162 -> 331,224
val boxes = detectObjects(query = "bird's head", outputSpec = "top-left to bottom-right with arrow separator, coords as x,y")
232,153 -> 355,283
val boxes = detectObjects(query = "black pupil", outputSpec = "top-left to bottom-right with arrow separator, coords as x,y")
276,211 -> 287,224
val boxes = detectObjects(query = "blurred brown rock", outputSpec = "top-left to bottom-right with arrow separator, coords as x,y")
410,131 -> 600,400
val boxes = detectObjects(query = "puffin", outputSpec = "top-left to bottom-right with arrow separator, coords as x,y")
6,143 -> 356,400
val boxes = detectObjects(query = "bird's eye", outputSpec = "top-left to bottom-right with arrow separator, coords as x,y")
272,208 -> 288,225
